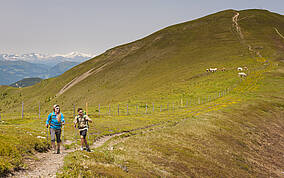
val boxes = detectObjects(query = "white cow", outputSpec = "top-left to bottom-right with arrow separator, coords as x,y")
238,72 -> 247,77
237,67 -> 243,71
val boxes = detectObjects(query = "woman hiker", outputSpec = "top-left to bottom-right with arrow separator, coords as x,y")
46,104 -> 65,154
74,108 -> 92,152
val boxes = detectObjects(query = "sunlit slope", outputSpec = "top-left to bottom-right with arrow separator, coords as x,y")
0,9 -> 283,112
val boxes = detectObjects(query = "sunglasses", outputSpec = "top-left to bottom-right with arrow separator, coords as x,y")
55,107 -> 60,110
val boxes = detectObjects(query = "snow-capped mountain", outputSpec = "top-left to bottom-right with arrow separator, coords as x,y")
0,52 -> 94,66
0,52 -> 94,85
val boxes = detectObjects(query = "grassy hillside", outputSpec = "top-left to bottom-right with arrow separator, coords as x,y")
0,9 -> 284,177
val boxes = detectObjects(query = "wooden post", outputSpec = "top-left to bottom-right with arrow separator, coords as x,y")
39,102 -> 40,119
22,101 -> 24,119
152,103 -> 154,113
173,103 -> 174,110
127,104 -> 129,115
99,104 -> 100,115
118,104 -> 119,116
160,105 -> 162,112
198,97 -> 200,105
0,112 -> 1,121
145,104 -> 147,114
109,104 -> 111,115
136,105 -> 138,114
167,103 -> 169,110
73,104 -> 77,145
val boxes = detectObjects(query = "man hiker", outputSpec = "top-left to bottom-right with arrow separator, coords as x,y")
46,104 -> 65,154
74,108 -> 92,152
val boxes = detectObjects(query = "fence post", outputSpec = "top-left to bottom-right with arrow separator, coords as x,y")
198,97 -> 200,105
127,104 -> 129,115
0,112 -> 1,121
136,105 -> 138,114
39,102 -> 40,119
109,104 -> 111,115
99,104 -> 100,115
152,103 -> 154,113
73,104 -> 77,145
145,104 -> 147,114
118,104 -> 119,116
173,103 -> 174,110
160,105 -> 162,112
22,101 -> 24,119
167,103 -> 169,110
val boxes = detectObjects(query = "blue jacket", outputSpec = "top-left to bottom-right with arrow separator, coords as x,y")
46,112 -> 65,129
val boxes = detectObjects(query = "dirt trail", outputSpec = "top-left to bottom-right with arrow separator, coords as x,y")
232,12 -> 262,58
56,59 -> 115,97
9,133 -> 123,178
274,27 -> 284,39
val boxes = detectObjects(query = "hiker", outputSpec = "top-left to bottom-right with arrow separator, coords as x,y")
46,104 -> 65,154
74,108 -> 92,152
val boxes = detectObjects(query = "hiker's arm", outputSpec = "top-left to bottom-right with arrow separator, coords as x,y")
86,115 -> 92,123
61,113 -> 65,125
46,114 -> 51,128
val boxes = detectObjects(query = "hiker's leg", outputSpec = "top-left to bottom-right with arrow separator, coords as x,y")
84,139 -> 89,148
84,130 -> 89,148
84,131 -> 91,152
55,129 -> 61,154
50,128 -> 56,151
80,137 -> 84,147
51,141 -> 56,151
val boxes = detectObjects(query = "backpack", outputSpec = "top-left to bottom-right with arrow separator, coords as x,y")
77,114 -> 88,129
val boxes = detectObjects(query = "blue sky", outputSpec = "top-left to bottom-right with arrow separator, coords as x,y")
0,0 -> 283,56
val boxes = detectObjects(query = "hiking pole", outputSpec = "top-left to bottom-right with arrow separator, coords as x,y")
46,125 -> 49,143
62,124 -> 64,145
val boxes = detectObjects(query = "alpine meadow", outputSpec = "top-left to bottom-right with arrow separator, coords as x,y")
1,9 -> 284,177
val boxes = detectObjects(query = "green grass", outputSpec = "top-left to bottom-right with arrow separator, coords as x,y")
0,119 -> 49,175
58,61 -> 284,177
0,9 -> 283,177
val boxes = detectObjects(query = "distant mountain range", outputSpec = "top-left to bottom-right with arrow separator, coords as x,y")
0,51 -> 93,66
10,77 -> 43,88
0,52 -> 93,85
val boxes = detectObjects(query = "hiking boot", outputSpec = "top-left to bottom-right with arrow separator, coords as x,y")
86,148 -> 91,152
57,149 -> 60,154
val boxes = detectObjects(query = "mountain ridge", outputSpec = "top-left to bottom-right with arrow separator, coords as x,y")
0,9 -> 283,111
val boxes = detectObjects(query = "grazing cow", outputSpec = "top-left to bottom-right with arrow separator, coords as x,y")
238,72 -> 247,77
206,69 -> 209,72
237,67 -> 243,71
220,67 -> 226,71
243,66 -> 248,70
209,68 -> 218,72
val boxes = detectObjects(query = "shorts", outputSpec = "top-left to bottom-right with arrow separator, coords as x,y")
50,128 -> 61,143
79,129 -> 88,139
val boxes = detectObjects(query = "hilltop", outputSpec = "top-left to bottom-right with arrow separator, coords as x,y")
0,9 -> 284,177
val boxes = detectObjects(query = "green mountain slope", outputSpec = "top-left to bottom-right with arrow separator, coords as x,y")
0,9 -> 283,112
1,9 -> 284,177
9,78 -> 43,88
